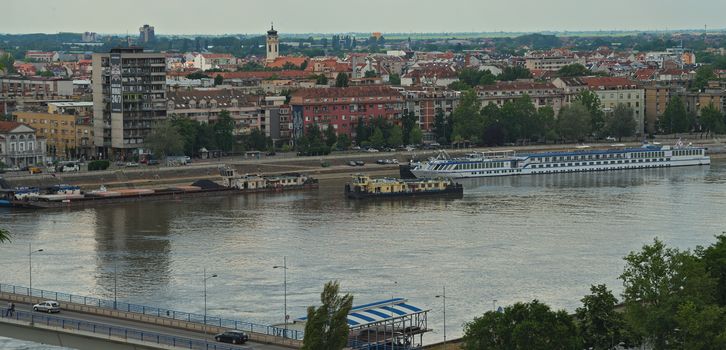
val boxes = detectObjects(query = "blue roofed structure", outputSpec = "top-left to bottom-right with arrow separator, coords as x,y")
296,298 -> 430,350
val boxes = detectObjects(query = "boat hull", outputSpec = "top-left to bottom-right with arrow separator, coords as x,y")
345,183 -> 464,200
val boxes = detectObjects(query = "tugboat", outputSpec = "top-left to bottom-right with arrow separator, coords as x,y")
345,174 -> 463,199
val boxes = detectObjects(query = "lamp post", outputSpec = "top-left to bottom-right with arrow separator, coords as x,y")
493,299 -> 497,312
435,286 -> 446,350
113,263 -> 118,310
28,243 -> 44,296
203,268 -> 217,337
273,257 -> 288,338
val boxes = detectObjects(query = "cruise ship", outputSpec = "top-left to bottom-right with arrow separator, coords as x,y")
409,143 -> 710,179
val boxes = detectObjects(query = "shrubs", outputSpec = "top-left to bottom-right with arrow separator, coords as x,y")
88,160 -> 110,171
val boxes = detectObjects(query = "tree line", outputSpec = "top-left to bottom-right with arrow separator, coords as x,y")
462,234 -> 726,350
145,110 -> 272,159
438,89 -> 638,146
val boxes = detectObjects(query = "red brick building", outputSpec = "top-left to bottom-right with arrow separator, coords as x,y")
290,86 -> 403,139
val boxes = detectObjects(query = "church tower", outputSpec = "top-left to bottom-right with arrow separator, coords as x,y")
266,24 -> 279,63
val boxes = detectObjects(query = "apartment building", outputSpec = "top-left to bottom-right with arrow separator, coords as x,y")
14,111 -> 94,159
92,47 -> 166,158
475,81 -> 566,116
166,89 -> 261,135
290,86 -> 404,139
400,88 -> 460,133
524,54 -> 585,71
0,77 -> 74,100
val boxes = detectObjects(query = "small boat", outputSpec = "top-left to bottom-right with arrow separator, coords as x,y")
345,174 -> 463,199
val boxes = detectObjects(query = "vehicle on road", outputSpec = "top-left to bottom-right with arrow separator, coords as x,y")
355,160 -> 365,166
28,166 -> 42,174
33,301 -> 61,313
125,162 -> 140,167
214,330 -> 249,345
366,148 -> 380,153
348,161 -> 358,166
147,159 -> 160,166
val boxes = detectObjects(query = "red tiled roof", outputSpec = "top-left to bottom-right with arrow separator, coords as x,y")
0,121 -> 24,133
581,77 -> 638,89
477,81 -> 557,91
635,68 -> 656,80
291,86 -> 403,101
201,53 -> 234,59
215,70 -> 309,80
266,56 -> 308,68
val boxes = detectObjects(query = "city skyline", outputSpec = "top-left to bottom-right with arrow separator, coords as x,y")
3,0 -> 726,35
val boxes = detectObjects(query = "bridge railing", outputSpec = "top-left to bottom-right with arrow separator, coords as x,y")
0,308 -> 241,350
0,283 -> 303,340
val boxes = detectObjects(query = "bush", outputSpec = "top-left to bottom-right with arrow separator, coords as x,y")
88,160 -> 110,171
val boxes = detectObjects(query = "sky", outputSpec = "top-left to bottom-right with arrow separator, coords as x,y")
2,0 -> 725,35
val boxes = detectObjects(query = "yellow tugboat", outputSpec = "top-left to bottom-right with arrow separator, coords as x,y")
345,174 -> 464,199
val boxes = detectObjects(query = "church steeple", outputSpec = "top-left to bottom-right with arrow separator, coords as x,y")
266,23 -> 279,63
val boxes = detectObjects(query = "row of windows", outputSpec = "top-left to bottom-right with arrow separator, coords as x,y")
433,161 -> 509,171
306,104 -> 400,112
673,149 -> 703,157
532,158 -> 669,168
531,163 -> 670,174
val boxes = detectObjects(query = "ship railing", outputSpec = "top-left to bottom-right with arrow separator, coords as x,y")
0,283 -> 304,340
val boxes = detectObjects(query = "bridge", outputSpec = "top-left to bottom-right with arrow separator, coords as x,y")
0,283 -> 300,350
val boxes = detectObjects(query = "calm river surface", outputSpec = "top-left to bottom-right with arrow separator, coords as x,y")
1,160 -> 726,347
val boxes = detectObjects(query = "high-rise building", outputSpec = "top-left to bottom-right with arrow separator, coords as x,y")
266,25 -> 279,63
139,24 -> 155,43
92,47 -> 166,158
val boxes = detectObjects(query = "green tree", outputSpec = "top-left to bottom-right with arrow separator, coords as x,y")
214,110 -> 236,151
699,104 -> 725,136
0,53 -> 15,74
410,126 -> 423,145
324,125 -> 337,148
498,95 -> 539,143
557,64 -> 590,77
693,65 -> 716,91
355,118 -> 369,145
336,133 -> 351,150
145,120 -> 184,158
316,74 -> 329,85
674,301 -> 726,350
389,73 -> 401,86
537,106 -> 558,142
433,109 -> 449,144
369,127 -> 385,149
620,239 -> 717,349
0,227 -> 10,243
576,284 -> 627,350
448,80 -> 473,91
661,97 -> 691,134
462,300 -> 581,350
702,234 -> 726,306
334,72 -> 349,87
401,111 -> 417,145
452,90 -> 483,143
364,70 -> 377,78
387,124 -> 403,147
605,104 -> 637,141
214,74 -> 224,86
301,281 -> 353,350
574,90 -> 605,136
498,66 -> 533,81
557,102 -> 592,142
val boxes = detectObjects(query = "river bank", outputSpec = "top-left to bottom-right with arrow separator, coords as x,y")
3,140 -> 724,190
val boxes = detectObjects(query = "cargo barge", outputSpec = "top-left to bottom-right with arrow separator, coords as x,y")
345,174 -> 463,199
2,170 -> 318,209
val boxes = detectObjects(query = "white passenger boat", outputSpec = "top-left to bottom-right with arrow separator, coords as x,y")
409,142 -> 710,179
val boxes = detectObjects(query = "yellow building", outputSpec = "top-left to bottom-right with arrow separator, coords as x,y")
13,112 -> 94,159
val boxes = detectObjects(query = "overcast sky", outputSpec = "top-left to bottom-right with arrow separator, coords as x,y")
3,0 -> 724,35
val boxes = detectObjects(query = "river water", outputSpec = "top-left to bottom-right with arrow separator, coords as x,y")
1,161 -> 725,347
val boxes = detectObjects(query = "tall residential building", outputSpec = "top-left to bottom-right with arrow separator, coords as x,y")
92,47 -> 166,158
266,25 -> 279,63
139,24 -> 155,43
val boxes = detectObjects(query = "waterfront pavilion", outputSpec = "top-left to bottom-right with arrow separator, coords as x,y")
295,298 -> 430,350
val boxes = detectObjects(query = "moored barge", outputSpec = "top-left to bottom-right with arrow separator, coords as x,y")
345,174 -> 463,199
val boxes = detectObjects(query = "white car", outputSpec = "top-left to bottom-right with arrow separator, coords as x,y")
33,301 -> 61,313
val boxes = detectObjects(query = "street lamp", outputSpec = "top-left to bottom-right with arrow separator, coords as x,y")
203,268 -> 218,337
435,286 -> 446,350
28,243 -> 44,296
273,256 -> 288,338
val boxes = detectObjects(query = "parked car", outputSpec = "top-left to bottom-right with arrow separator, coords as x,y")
147,159 -> 160,166
376,159 -> 386,165
266,151 -> 276,156
214,331 -> 249,345
605,136 -> 617,141
33,301 -> 61,313
348,161 -> 358,166
366,148 -> 379,153
28,166 -> 42,174
125,162 -> 139,167
355,160 -> 365,166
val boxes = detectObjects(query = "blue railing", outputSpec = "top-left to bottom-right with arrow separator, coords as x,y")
0,308 -> 240,350
0,283 -> 303,340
